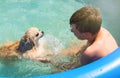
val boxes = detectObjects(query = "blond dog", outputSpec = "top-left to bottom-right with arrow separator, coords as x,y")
0,27 -> 49,62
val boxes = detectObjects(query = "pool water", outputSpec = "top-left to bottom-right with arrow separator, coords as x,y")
0,0 -> 85,77
0,0 -> 119,77
0,0 -> 85,44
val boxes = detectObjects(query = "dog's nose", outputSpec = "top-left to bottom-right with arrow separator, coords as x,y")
41,31 -> 44,34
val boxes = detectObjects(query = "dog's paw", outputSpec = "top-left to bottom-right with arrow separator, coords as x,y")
35,57 -> 51,63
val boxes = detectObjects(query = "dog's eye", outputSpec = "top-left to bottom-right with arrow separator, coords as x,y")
35,33 -> 39,37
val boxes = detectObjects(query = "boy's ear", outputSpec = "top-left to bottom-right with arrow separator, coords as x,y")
84,32 -> 92,38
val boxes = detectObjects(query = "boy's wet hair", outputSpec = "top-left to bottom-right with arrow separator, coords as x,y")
70,6 -> 102,35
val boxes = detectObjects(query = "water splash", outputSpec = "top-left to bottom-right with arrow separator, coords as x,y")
41,35 -> 64,54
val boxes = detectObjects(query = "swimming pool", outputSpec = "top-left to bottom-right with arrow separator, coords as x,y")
0,0 -> 84,77
0,0 -> 119,77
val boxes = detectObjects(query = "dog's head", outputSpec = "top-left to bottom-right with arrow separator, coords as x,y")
17,27 -> 44,53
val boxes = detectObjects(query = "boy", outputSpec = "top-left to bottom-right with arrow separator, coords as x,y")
70,6 -> 118,65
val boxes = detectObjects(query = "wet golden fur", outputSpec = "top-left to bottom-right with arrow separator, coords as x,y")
0,27 -> 87,71
0,27 -> 48,62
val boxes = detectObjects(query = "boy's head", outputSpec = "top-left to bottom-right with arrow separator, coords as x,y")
70,6 -> 102,35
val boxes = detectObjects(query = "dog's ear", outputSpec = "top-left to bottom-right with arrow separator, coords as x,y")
17,35 -> 35,53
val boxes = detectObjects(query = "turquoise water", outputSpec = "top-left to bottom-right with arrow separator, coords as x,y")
0,0 -> 119,77
0,0 -> 85,45
0,0 -> 85,77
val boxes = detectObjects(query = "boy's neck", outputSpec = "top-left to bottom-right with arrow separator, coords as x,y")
87,33 -> 97,45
